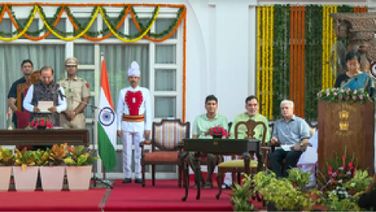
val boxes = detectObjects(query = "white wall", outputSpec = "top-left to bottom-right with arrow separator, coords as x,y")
185,0 -> 257,124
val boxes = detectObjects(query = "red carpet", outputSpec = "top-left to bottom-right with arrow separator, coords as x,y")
104,180 -> 233,211
0,179 -> 234,211
0,189 -> 106,211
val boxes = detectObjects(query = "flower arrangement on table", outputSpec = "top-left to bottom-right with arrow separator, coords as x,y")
317,88 -> 373,103
208,126 -> 229,139
29,118 -> 53,129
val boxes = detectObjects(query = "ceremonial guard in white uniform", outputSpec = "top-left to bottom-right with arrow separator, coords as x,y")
116,61 -> 152,184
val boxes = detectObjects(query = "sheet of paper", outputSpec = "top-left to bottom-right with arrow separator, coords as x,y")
281,144 -> 293,151
38,101 -> 53,113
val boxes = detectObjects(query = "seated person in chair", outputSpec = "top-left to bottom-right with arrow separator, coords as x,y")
189,95 -> 228,188
228,95 -> 270,186
269,100 -> 311,178
230,95 -> 270,141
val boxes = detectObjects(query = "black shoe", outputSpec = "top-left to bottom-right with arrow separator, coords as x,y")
123,178 -> 132,183
135,178 -> 143,184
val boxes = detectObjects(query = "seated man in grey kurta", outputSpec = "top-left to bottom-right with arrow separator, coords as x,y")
269,100 -> 311,177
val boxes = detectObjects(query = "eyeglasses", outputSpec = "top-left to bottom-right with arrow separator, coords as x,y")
65,65 -> 77,68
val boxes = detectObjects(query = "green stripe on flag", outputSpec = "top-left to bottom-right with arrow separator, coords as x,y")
98,124 -> 117,171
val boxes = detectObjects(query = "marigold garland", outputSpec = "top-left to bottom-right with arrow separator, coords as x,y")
0,3 -> 185,42
256,8 -> 261,101
256,6 -> 274,119
39,6 -> 99,41
322,6 -> 338,89
0,6 -> 7,25
261,7 -> 266,116
131,7 -> 186,42
66,6 -> 129,41
269,6 -> 274,119
0,5 -> 37,41
265,6 -> 270,118
101,6 -> 159,42
10,6 -> 64,41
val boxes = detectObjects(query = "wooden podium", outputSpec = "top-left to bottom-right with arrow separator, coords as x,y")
318,101 -> 374,174
0,129 -> 89,146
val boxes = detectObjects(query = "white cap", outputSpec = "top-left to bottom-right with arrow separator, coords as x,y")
127,61 -> 140,77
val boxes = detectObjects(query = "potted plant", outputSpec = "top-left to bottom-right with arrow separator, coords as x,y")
231,174 -> 254,211
318,149 -> 373,211
0,146 -> 14,191
232,169 -> 316,211
39,144 -> 68,191
13,148 -> 38,191
64,145 -> 96,190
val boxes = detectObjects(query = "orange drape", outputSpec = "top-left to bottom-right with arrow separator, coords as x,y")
289,6 -> 305,117
354,6 -> 368,13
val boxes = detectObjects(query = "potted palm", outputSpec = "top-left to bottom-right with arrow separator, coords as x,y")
64,145 -> 96,190
13,148 -> 38,191
39,144 -> 68,191
0,146 -> 14,191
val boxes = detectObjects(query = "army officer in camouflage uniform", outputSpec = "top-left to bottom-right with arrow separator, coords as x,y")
59,57 -> 90,129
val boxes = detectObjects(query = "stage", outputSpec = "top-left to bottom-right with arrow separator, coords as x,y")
0,179 -> 234,211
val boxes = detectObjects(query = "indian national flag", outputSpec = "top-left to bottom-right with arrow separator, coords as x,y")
97,56 -> 117,171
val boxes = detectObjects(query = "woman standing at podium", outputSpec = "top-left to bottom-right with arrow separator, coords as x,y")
334,51 -> 374,96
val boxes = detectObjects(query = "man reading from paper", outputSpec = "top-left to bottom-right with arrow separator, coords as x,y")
23,66 -> 67,126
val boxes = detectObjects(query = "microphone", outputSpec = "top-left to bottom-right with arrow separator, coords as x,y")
58,89 -> 100,110
58,90 -> 66,101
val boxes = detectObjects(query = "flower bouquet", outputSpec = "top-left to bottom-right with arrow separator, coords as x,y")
317,88 -> 373,103
208,126 -> 228,139
29,118 -> 53,129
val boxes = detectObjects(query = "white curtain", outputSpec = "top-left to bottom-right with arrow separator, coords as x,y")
0,44 -> 65,128
99,44 -> 149,101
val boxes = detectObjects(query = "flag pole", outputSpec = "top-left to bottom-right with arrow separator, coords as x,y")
91,52 -> 113,189
94,52 -> 118,188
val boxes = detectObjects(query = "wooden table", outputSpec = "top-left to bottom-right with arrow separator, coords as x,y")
181,138 -> 260,201
0,129 -> 89,146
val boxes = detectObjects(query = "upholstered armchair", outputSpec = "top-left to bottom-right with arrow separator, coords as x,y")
140,119 -> 190,187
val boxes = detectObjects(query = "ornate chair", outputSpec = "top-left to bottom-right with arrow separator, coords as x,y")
216,119 -> 268,199
141,119 -> 190,187
15,70 -> 40,128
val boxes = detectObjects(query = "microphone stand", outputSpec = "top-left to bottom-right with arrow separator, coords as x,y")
63,94 -> 113,189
